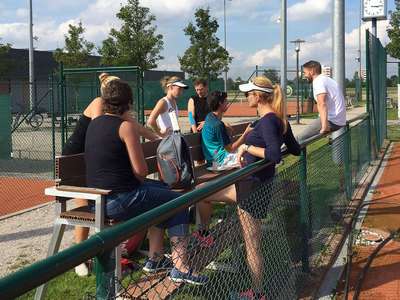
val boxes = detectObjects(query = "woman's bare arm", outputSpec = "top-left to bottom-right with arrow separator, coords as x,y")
119,121 -> 148,182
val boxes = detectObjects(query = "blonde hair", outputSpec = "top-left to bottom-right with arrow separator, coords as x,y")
160,76 -> 182,93
99,72 -> 120,95
252,76 -> 287,133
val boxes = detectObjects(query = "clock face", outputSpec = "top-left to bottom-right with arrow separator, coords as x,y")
363,0 -> 387,20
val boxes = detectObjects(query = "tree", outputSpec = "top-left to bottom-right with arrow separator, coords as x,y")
0,38 -> 12,79
387,1 -> 400,59
179,8 -> 232,80
53,22 -> 95,68
263,69 -> 280,83
98,0 -> 164,70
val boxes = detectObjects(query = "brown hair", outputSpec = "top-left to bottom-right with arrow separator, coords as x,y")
252,76 -> 287,133
194,78 -> 208,87
302,60 -> 322,74
160,76 -> 182,93
102,80 -> 133,115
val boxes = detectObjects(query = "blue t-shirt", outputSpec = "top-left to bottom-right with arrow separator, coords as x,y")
201,112 -> 231,164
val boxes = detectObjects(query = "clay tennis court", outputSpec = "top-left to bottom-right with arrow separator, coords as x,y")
339,142 -> 400,299
0,177 -> 53,217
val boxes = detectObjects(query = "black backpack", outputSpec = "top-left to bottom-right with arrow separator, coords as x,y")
156,133 -> 194,189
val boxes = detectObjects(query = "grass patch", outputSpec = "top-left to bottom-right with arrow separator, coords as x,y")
387,108 -> 398,120
388,125 -> 400,141
17,270 -> 96,300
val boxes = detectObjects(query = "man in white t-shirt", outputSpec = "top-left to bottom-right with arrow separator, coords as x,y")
297,60 -> 346,143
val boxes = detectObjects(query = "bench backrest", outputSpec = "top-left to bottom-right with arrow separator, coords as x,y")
55,122 -> 250,185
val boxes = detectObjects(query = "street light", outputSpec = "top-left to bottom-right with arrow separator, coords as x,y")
290,38 -> 305,124
223,0 -> 231,92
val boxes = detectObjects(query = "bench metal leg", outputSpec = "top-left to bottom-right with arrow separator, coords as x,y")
34,223 -> 66,300
115,245 -> 122,295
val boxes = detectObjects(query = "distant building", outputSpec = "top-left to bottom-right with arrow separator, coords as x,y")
322,65 -> 332,77
0,48 -> 183,113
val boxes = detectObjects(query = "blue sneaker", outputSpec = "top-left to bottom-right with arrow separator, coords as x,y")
169,268 -> 209,285
142,256 -> 172,273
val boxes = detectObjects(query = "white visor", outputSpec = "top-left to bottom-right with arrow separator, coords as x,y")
239,81 -> 273,94
167,80 -> 188,89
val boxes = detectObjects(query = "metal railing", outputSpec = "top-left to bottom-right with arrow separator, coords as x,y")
0,113 -> 376,300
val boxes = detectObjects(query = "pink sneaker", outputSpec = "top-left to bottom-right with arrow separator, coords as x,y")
238,289 -> 267,300
192,230 -> 215,248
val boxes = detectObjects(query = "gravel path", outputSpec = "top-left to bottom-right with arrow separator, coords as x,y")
0,203 -> 78,278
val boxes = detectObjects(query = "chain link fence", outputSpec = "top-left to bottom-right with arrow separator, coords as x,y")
0,81 -> 55,217
0,116 -> 378,300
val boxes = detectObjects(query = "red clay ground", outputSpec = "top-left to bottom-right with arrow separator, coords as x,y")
339,142 -> 400,299
145,101 -> 317,117
0,177 -> 53,217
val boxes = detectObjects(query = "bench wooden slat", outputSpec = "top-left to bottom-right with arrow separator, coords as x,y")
59,206 -> 116,225
56,185 -> 111,195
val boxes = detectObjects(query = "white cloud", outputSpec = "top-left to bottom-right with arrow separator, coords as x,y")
244,44 -> 281,67
16,8 -> 28,19
271,0 -> 331,22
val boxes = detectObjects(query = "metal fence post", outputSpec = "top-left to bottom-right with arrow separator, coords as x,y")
96,248 -> 116,300
344,124 -> 352,199
59,63 -> 65,149
299,147 -> 310,273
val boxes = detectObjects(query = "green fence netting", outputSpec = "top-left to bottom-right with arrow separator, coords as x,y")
0,80 -> 55,218
367,30 -> 387,151
0,115 -> 374,300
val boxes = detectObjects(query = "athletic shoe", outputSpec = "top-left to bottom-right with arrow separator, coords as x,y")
230,289 -> 267,300
75,262 -> 89,277
192,230 -> 215,248
142,256 -> 172,273
169,268 -> 209,285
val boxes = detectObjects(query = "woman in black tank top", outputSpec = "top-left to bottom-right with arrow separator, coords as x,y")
85,79 -> 208,285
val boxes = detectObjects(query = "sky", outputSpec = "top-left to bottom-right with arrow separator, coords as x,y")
0,0 -> 397,79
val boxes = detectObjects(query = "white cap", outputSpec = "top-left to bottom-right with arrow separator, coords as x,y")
239,80 -> 273,94
167,80 -> 188,89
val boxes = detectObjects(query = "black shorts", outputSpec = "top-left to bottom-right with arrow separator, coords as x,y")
236,177 -> 273,219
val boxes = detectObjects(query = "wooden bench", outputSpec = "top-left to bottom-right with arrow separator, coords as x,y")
36,121 -> 250,300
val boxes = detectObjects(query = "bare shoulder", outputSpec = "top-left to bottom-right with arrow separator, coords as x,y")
85,97 -> 103,119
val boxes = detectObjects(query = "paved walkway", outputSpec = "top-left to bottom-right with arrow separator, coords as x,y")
343,142 -> 400,299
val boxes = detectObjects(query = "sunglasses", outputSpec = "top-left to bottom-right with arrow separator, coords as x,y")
244,91 -> 254,98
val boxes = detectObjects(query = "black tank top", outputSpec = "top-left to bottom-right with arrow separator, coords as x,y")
85,115 -> 140,193
62,114 -> 91,155
192,95 -> 210,126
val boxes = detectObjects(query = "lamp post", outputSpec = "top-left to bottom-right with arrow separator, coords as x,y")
223,0 -> 231,92
290,39 -> 305,124
28,0 -> 35,110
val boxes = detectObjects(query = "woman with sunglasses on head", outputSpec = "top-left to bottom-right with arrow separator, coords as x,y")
233,76 -> 301,299
147,76 -> 188,136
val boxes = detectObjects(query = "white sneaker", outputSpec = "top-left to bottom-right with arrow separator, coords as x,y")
75,263 -> 89,277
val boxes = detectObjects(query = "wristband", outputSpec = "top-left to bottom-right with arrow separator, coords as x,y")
188,112 -> 196,126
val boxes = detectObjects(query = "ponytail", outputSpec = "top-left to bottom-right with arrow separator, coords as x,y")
271,84 -> 288,134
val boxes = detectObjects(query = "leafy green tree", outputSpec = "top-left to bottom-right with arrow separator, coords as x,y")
387,0 -> 400,59
53,22 -> 95,68
263,68 -> 280,83
0,39 -> 12,79
99,0 -> 164,70
179,8 -> 232,80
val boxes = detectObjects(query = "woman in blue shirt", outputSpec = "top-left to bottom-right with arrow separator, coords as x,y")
233,76 -> 301,298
